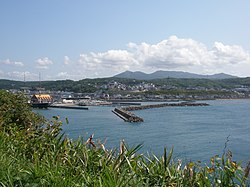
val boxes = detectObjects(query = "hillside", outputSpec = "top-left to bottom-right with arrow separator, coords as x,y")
114,70 -> 237,80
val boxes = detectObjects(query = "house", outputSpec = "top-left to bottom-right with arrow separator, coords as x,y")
31,94 -> 53,104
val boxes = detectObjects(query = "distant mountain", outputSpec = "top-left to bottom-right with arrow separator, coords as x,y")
114,70 -> 237,80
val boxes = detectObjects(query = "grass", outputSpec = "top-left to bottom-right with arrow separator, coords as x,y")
0,129 -> 249,186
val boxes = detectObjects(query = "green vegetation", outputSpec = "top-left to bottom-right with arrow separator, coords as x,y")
0,78 -> 142,93
0,90 -> 249,186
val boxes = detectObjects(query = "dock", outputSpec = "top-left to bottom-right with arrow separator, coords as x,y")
112,102 -> 209,122
49,104 -> 88,110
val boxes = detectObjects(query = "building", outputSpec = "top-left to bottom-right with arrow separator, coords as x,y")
31,94 -> 53,104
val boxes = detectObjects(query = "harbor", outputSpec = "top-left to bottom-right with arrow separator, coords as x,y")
30,93 -> 209,122
35,99 -> 250,164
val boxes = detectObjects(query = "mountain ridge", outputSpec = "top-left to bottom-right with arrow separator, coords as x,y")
114,70 -> 237,80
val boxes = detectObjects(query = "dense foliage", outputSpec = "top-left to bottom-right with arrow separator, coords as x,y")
0,90 -> 249,186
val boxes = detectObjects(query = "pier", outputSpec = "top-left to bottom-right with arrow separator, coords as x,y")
49,104 -> 88,110
112,102 -> 209,122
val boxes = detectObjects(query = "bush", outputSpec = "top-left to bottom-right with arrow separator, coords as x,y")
0,90 -> 44,132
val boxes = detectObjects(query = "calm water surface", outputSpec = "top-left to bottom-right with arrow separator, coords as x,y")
35,99 -> 250,163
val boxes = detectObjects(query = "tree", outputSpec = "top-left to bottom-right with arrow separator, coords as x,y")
0,90 -> 44,132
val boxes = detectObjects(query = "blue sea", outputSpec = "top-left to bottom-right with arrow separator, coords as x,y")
35,99 -> 250,164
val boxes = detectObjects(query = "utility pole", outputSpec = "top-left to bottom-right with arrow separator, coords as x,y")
39,72 -> 41,94
24,72 -> 26,86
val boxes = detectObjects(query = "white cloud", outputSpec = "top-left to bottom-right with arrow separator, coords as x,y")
78,50 -> 137,77
129,36 -> 250,70
212,42 -> 250,65
55,72 -> 71,79
76,35 -> 250,77
128,36 -> 212,68
1,59 -> 24,66
57,72 -> 68,77
36,57 -> 53,69
45,71 -> 84,80
64,56 -> 71,65
3,71 -> 38,81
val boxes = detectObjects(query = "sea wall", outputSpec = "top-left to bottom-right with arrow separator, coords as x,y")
123,102 -> 209,111
112,102 -> 209,122
112,108 -> 144,122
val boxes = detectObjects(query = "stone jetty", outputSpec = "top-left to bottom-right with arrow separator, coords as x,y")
112,108 -> 144,122
49,103 -> 88,110
112,102 -> 209,122
123,102 -> 209,111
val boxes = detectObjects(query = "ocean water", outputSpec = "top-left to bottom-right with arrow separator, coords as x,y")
35,99 -> 250,164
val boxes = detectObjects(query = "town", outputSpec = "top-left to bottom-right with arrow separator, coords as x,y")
1,76 -> 250,106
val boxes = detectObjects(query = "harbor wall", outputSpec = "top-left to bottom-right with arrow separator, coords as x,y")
112,102 -> 209,122
112,108 -> 144,122
123,102 -> 209,111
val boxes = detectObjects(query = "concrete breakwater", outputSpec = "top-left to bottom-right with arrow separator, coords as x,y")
112,108 -> 144,122
112,102 -> 209,122
50,103 -> 88,110
123,102 -> 209,111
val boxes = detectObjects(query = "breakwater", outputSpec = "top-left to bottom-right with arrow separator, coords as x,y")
49,104 -> 88,110
112,108 -> 144,122
112,102 -> 209,122
123,102 -> 209,111
112,102 -> 141,106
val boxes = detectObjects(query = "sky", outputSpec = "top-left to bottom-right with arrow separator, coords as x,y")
1,0 -> 250,81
